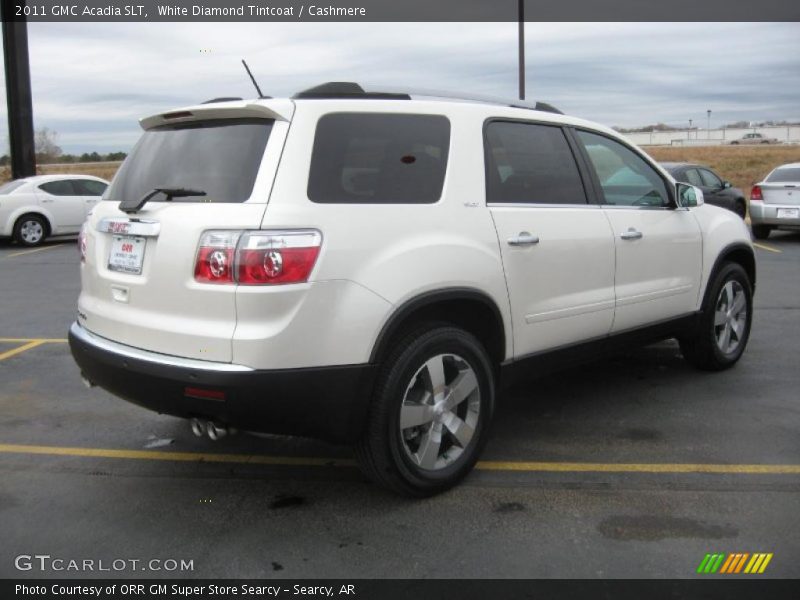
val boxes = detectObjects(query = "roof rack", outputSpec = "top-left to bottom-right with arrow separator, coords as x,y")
202,97 -> 244,104
292,82 -> 563,115
293,82 -> 410,100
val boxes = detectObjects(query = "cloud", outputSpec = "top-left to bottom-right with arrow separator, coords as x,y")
0,22 -> 797,153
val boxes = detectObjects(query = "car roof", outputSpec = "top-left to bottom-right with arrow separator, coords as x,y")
140,83 -> 622,140
774,162 -> 800,169
14,174 -> 109,185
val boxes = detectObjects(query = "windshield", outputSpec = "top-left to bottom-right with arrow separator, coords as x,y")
767,168 -> 800,183
107,118 -> 273,204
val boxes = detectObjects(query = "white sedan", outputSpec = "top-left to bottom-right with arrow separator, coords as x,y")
0,174 -> 109,246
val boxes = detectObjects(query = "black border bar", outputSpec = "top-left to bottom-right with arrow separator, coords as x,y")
3,0 -> 800,22
4,579 -> 800,600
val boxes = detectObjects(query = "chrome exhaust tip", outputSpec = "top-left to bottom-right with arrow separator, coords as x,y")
80,374 -> 96,389
190,418 -> 206,438
206,421 -> 228,441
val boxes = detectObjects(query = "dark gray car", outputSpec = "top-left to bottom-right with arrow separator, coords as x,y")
661,162 -> 747,219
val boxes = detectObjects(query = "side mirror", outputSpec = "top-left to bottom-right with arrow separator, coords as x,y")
676,182 -> 704,208
723,181 -> 731,189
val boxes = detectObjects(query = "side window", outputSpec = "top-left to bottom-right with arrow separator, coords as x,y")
307,113 -> 450,204
39,180 -> 77,196
74,179 -> 108,196
699,169 -> 722,188
576,130 -> 670,207
684,169 -> 704,187
484,121 -> 587,204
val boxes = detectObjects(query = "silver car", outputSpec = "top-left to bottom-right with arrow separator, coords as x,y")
730,133 -> 780,145
750,162 -> 800,239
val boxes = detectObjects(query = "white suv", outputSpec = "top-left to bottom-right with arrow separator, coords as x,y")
69,84 -> 755,496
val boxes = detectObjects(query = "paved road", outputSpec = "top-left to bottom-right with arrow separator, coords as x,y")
0,233 -> 798,579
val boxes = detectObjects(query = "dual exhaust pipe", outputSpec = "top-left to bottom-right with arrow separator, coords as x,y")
190,417 -> 233,441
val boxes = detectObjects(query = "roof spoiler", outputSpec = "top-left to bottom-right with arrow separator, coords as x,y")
139,99 -> 294,130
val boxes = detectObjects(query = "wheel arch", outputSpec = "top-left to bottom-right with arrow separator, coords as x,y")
12,210 -> 53,237
369,288 -> 508,369
702,242 -> 756,308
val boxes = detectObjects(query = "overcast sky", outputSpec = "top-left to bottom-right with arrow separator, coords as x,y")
1,21 -> 798,154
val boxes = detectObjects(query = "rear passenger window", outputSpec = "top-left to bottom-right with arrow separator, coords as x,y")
39,180 -> 77,196
684,169 -> 704,187
484,121 -> 587,205
74,179 -> 108,196
308,113 -> 450,204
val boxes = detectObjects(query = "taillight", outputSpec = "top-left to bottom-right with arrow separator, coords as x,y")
78,223 -> 87,262
750,185 -> 763,201
194,231 -> 241,284
237,230 -> 322,285
194,230 -> 322,285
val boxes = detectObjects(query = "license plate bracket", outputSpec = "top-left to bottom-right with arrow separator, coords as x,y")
776,208 -> 799,219
108,235 -> 146,275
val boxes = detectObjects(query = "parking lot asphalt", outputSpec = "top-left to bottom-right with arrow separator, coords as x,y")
0,233 -> 798,579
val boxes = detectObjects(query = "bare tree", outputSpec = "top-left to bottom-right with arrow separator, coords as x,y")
35,127 -> 63,164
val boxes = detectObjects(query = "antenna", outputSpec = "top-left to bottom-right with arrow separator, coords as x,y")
241,59 -> 265,98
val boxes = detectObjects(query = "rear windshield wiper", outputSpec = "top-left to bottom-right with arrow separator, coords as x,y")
119,187 -> 207,214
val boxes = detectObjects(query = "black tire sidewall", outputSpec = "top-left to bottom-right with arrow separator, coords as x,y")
14,215 -> 47,247
752,225 -> 771,240
702,263 -> 753,367
380,327 -> 494,492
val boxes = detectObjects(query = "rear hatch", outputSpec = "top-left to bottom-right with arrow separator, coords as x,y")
79,100 -> 293,363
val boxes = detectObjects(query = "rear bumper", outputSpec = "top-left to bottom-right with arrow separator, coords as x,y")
750,203 -> 800,227
68,322 -> 375,444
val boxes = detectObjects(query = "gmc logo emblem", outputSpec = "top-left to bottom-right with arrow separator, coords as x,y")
110,222 -> 130,234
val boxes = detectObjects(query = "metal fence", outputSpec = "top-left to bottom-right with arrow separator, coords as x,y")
625,125 -> 800,147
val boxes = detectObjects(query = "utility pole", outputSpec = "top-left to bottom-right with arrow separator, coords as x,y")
518,0 -> 525,100
707,109 -> 712,139
1,0 -> 37,179
689,119 -> 693,140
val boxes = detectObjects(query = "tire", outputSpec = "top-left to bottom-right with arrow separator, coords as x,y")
733,200 -> 747,220
356,324 -> 495,496
13,214 -> 48,247
679,262 -> 753,371
751,225 -> 772,240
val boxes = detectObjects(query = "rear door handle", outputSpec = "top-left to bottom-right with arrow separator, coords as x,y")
507,232 -> 540,246
620,228 -> 643,240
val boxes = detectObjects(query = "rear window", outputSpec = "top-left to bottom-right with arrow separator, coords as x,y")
107,118 -> 273,204
307,113 -> 450,204
767,168 -> 800,183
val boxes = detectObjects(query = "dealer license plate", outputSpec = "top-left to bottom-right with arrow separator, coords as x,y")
777,208 -> 799,219
108,235 -> 146,275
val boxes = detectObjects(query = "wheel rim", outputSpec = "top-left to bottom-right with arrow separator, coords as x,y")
20,220 -> 43,244
714,280 -> 747,354
398,353 -> 481,471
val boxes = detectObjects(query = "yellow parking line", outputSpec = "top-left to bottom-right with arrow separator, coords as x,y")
753,242 -> 781,253
0,444 -> 356,468
473,461 -> 800,474
0,443 -> 799,474
0,341 -> 47,361
0,338 -> 67,343
6,244 -> 64,258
